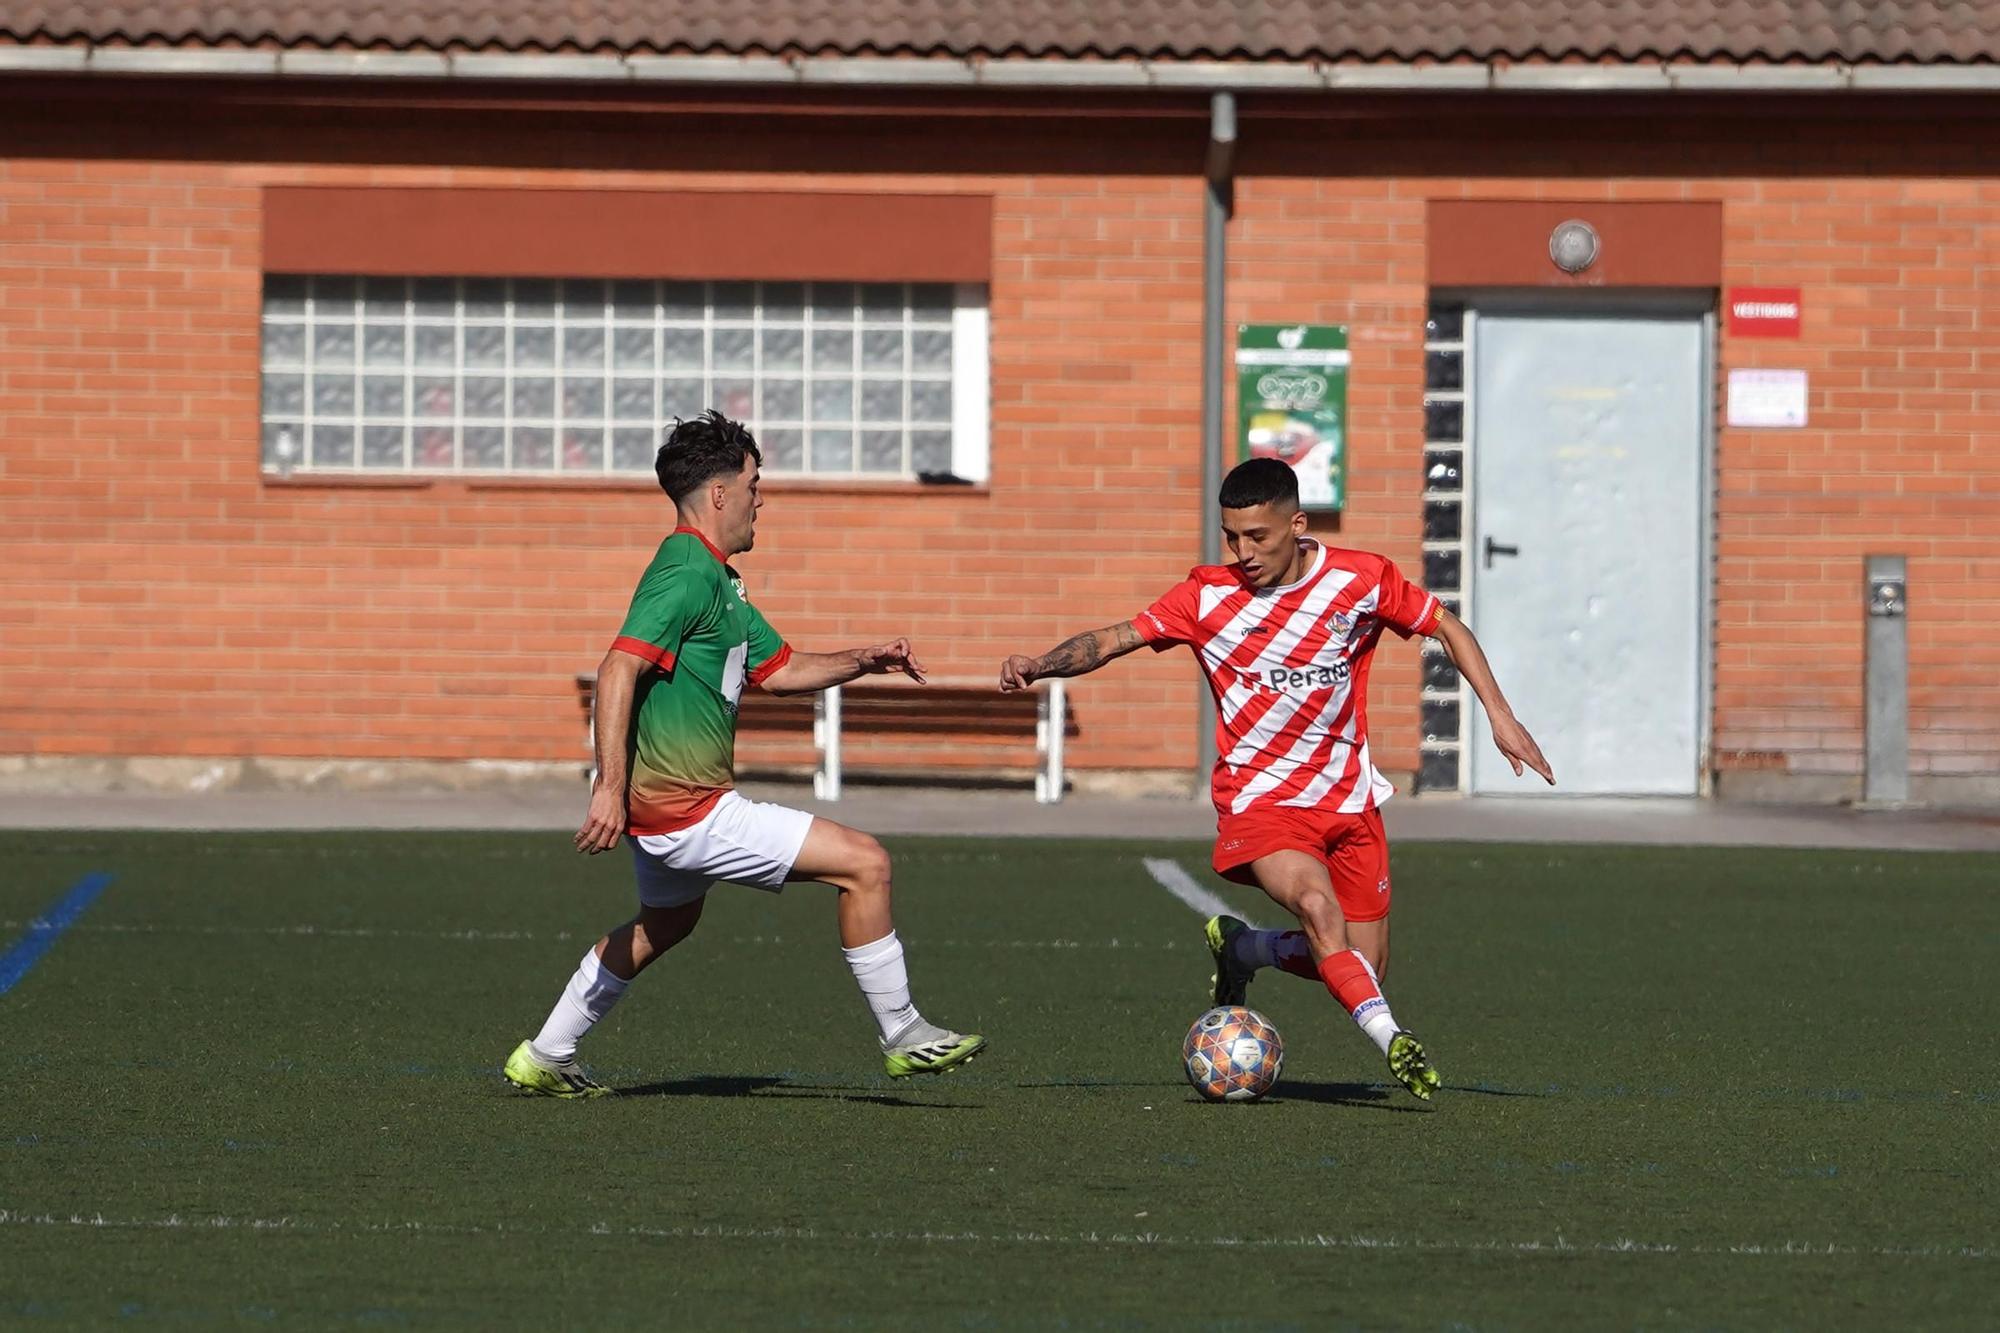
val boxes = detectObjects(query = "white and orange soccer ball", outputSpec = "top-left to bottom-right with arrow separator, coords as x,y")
1182,1005 -> 1284,1102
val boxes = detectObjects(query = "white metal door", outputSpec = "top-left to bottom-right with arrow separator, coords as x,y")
1467,312 -> 1705,795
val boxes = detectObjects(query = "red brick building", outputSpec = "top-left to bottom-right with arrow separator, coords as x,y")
2,4 -> 1996,803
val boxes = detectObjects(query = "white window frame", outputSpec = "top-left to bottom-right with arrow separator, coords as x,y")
949,283 -> 991,484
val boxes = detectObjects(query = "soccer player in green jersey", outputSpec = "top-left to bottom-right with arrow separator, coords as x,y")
504,411 -> 985,1097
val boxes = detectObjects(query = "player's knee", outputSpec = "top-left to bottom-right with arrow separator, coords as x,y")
844,835 -> 893,898
1293,889 -> 1345,941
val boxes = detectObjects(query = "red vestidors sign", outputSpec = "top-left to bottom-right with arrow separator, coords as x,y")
1726,287 -> 1803,338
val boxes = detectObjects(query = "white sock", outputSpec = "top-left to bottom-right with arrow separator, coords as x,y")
1350,953 -> 1401,1056
530,948 -> 629,1063
843,930 -> 923,1045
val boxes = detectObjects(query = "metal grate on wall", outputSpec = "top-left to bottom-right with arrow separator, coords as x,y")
1417,301 -> 1470,793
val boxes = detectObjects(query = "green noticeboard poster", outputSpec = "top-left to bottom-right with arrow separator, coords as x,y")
1235,324 -> 1350,510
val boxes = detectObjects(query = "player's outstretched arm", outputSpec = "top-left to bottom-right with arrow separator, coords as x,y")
758,639 -> 927,696
1431,609 -> 1555,785
999,621 -> 1144,692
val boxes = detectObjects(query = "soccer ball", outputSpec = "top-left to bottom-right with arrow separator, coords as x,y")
1182,1005 -> 1284,1102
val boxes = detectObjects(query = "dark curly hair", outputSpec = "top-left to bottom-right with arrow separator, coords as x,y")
654,410 -> 762,504
1219,457 -> 1300,511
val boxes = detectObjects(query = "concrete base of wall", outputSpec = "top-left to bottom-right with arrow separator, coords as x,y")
1713,769 -> 2000,808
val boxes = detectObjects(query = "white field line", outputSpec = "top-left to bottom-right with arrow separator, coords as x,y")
1141,857 -> 1257,926
0,1208 -> 1988,1263
0,920 -> 1180,951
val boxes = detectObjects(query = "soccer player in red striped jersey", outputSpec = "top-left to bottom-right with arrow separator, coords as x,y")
999,458 -> 1552,1099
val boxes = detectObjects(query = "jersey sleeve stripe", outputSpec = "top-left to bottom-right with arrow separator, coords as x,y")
611,635 -> 677,670
1413,595 -> 1443,637
746,642 -> 793,686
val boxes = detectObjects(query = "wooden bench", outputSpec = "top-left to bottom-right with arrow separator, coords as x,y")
573,673 -> 1073,803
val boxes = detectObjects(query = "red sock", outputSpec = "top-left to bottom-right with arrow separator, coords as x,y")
1317,949 -> 1385,1017
1273,931 -> 1319,980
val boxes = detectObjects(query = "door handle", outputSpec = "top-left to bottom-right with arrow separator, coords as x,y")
1483,537 -> 1520,569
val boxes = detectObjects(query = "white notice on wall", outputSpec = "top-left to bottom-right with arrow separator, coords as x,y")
1726,369 -> 1809,428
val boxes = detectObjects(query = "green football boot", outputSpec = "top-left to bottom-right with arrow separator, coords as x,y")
1204,914 -> 1254,1007
882,1023 -> 986,1078
502,1039 -> 612,1099
1386,1031 -> 1441,1102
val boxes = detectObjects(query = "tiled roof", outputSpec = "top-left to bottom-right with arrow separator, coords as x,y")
2,2 -> 1995,65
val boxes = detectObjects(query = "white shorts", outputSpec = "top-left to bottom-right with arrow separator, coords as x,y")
628,791 -> 815,910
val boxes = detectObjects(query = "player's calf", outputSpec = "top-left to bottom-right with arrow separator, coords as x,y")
790,817 -> 985,1075
1343,915 -> 1390,981
600,900 -> 705,977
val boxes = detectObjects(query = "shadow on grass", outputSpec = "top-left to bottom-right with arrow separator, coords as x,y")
1448,1082 -> 1549,1099
1277,1080 -> 1550,1108
1015,1079 -> 1188,1091
613,1074 -> 974,1109
1270,1080 -> 1431,1113
1014,1077 -> 1427,1114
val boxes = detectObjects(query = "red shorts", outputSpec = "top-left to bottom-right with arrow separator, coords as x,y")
1211,804 -> 1393,924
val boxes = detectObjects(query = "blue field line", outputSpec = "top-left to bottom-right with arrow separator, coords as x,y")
0,873 -> 113,997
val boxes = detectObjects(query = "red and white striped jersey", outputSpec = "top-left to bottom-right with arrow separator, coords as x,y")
1134,540 -> 1442,817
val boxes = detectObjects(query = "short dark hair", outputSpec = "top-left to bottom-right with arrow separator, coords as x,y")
654,410 -> 762,504
1219,457 -> 1300,511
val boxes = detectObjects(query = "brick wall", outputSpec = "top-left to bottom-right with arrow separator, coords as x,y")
0,115 -> 1226,784
1,90 -> 1995,797
1712,181 -> 1998,791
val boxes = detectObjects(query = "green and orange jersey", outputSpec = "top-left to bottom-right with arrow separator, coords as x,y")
609,527 -> 792,835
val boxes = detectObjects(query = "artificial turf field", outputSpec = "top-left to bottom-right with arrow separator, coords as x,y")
1,830 -> 1996,1329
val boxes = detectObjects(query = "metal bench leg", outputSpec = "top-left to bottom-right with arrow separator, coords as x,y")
1036,679 -> 1066,804
813,685 -> 843,801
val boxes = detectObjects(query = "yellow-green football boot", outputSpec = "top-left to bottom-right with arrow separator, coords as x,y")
1204,914 -> 1254,1007
882,1023 -> 986,1078
502,1039 -> 612,1099
1386,1031 -> 1441,1101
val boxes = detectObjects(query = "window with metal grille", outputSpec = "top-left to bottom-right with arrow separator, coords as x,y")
259,277 -> 990,481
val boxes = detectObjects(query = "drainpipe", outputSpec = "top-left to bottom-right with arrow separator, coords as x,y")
1197,91 -> 1236,795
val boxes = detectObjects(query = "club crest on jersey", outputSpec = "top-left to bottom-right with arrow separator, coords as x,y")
1266,660 -> 1351,694
731,576 -> 748,600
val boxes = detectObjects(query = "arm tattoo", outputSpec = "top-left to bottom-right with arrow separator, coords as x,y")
1033,631 -> 1103,678
1032,623 -> 1135,678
